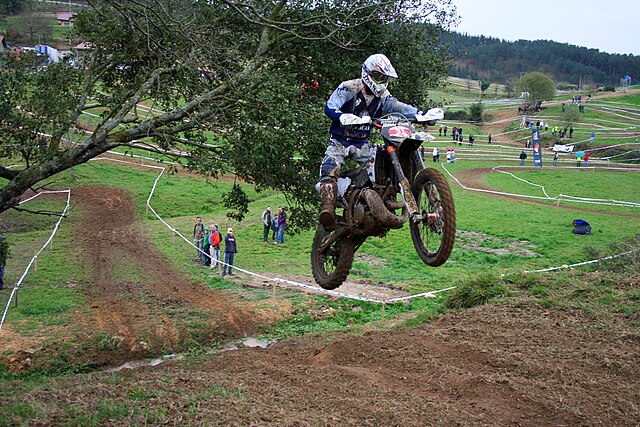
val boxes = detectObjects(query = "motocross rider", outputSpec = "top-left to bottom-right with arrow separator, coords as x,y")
318,53 -> 437,230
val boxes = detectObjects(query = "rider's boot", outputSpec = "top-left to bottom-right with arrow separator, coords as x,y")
319,181 -> 337,231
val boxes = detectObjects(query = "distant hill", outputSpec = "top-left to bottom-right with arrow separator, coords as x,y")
441,32 -> 639,87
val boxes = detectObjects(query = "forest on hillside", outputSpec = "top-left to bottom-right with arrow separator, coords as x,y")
441,32 -> 639,87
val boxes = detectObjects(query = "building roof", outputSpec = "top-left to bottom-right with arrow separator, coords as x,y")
55,12 -> 75,21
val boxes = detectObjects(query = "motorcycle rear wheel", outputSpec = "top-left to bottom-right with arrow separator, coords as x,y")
311,225 -> 355,290
410,168 -> 456,266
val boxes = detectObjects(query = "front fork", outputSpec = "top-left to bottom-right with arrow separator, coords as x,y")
386,145 -> 422,224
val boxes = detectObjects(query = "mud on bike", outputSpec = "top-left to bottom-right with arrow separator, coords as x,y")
312,110 -> 456,289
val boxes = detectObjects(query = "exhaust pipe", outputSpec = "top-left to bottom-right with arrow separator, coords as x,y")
361,189 -> 407,229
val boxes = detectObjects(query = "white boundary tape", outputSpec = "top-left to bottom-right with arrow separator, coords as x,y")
502,248 -> 640,275
440,163 -> 640,208
0,190 -> 71,331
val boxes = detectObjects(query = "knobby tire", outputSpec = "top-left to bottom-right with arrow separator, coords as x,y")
410,168 -> 456,266
311,225 -> 356,290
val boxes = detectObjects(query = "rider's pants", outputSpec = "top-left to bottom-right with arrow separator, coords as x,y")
319,138 -> 372,182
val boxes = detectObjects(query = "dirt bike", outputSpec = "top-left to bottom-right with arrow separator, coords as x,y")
311,111 -> 456,289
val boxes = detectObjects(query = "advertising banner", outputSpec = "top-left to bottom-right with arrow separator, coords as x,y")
532,128 -> 542,167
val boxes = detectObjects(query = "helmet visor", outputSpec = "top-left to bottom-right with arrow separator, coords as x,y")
370,70 -> 394,85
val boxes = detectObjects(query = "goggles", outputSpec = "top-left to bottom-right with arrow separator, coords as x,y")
369,70 -> 394,85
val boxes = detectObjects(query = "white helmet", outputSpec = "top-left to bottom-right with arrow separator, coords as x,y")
361,54 -> 398,97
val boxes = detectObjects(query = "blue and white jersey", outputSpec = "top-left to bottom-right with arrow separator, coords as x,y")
324,79 -> 420,147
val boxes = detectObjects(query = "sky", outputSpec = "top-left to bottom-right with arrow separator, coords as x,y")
451,0 -> 640,56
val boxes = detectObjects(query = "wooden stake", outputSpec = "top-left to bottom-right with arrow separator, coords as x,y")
381,303 -> 386,320
34,255 -> 38,272
272,282 -> 276,299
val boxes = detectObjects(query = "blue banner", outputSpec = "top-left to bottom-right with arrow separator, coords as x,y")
532,128 -> 542,167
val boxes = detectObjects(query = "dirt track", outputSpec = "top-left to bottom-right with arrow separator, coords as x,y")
72,185 -> 266,364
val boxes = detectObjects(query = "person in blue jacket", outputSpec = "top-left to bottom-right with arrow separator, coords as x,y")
222,228 -> 237,276
318,53 -> 438,230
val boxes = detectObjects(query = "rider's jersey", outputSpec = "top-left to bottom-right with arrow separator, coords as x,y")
325,79 -> 420,148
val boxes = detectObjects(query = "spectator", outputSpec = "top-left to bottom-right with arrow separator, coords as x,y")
488,132 -> 492,144
193,217 -> 205,262
261,206 -> 272,243
576,154 -> 583,167
275,207 -> 287,244
438,125 -> 442,136
545,123 -> 549,132
519,150 -> 527,166
223,228 -> 237,276
590,131 -> 595,143
458,133 -> 463,143
271,213 -> 278,241
525,139 -> 531,148
468,135 -> 474,146
420,146 -> 425,160
443,125 -> 448,136
562,102 -> 566,112
569,126 -> 574,138
451,126 -> 457,141
432,147 -> 439,162
202,225 -> 211,267
209,224 -> 222,270
584,152 -> 590,167
0,235 -> 8,290
552,152 -> 558,167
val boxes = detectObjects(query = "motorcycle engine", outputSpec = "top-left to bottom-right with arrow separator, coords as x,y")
374,145 -> 397,186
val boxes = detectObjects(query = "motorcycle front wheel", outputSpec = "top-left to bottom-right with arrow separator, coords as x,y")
311,225 -> 355,290
410,168 -> 456,266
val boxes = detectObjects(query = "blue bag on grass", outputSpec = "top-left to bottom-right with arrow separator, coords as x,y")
572,219 -> 591,235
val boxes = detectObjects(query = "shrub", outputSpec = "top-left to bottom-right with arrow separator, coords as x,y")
445,110 -> 469,121
444,273 -> 509,309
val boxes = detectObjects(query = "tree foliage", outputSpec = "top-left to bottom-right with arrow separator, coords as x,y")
0,0 -> 457,229
443,32 -> 640,86
0,0 -> 24,15
516,72 -> 555,107
468,102 -> 483,122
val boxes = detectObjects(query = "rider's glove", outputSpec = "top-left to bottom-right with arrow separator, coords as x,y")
415,108 -> 444,126
340,114 -> 372,126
